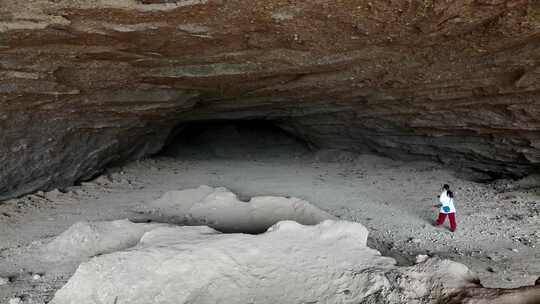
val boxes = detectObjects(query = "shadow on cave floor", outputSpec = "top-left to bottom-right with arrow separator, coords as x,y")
159,120 -> 312,161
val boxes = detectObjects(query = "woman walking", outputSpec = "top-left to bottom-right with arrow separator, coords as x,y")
435,185 -> 457,232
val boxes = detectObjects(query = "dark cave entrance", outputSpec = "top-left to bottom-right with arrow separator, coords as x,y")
137,120 -> 320,235
159,120 -> 313,160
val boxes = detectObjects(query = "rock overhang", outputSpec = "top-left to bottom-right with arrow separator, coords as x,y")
1,0 -> 540,199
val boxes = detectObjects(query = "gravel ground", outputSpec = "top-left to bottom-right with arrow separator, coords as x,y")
0,153 -> 539,303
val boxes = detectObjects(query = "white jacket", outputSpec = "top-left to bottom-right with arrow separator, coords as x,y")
439,190 -> 456,214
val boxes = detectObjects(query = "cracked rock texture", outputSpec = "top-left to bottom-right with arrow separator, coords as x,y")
1,0 -> 540,199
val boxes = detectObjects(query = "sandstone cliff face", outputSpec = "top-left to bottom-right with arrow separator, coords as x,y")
1,0 -> 540,199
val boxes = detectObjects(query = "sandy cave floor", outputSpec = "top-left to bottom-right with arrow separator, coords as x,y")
0,153 -> 539,303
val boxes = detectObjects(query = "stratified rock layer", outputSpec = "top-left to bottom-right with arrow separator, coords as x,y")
1,0 -> 540,198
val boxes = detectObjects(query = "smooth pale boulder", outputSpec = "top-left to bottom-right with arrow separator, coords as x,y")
134,185 -> 336,233
44,219 -> 169,262
51,220 -> 478,304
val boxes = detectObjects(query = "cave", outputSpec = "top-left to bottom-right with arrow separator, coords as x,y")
1,0 -> 540,199
160,120 -> 312,161
1,1 -> 540,303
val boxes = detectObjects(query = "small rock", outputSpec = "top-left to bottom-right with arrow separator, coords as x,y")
32,273 -> 41,280
415,254 -> 429,264
9,297 -> 22,304
94,175 -> 112,185
486,267 -> 496,273
0,276 -> 9,285
408,237 -> 421,244
511,248 -> 519,253
45,189 -> 63,200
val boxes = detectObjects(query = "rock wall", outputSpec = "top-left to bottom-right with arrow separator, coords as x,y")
1,0 -> 540,199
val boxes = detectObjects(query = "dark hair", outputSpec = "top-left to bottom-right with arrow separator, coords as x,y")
443,184 -> 450,190
447,190 -> 454,198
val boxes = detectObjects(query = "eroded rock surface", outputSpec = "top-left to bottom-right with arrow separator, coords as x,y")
49,219 -> 540,304
50,220 -> 480,304
1,0 -> 540,199
133,185 -> 336,233
44,219 -> 169,262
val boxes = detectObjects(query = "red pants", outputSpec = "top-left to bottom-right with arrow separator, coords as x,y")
437,212 -> 457,232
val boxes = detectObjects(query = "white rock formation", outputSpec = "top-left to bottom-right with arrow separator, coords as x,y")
44,219 -> 168,262
135,185 -> 336,232
51,220 -> 478,304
